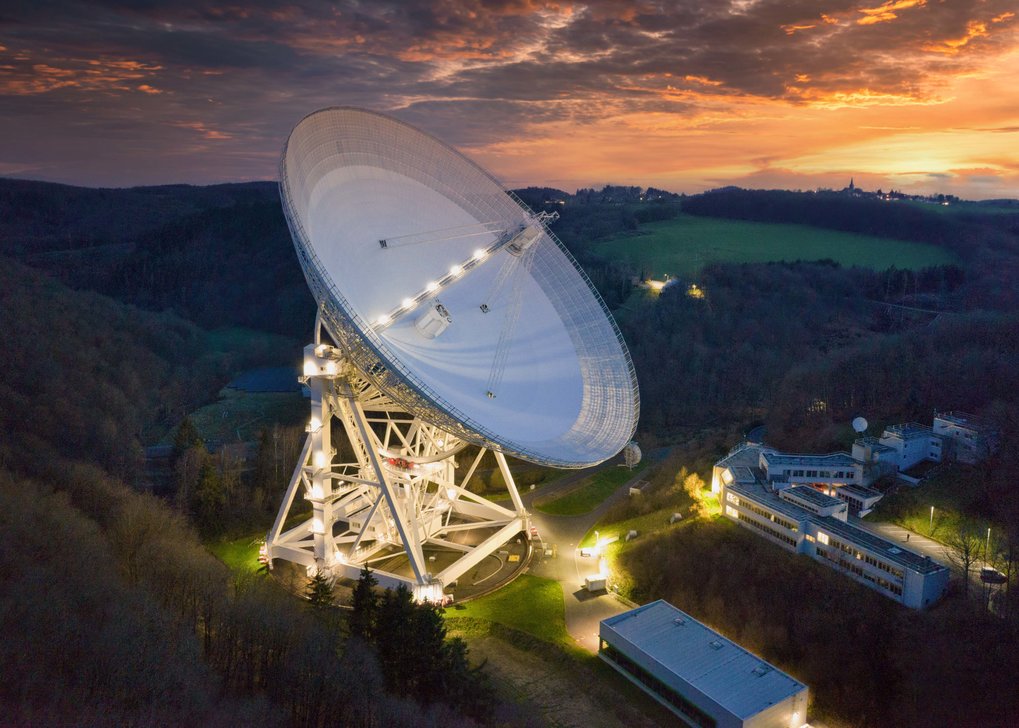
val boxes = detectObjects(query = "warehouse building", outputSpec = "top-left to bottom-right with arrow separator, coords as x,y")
600,601 -> 809,728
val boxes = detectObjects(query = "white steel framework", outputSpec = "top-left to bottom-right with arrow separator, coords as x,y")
266,321 -> 528,599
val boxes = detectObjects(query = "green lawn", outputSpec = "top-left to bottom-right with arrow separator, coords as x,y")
579,505 -> 690,550
208,535 -> 265,576
593,214 -> 957,279
871,465 -> 993,543
535,461 -> 649,516
445,574 -> 568,645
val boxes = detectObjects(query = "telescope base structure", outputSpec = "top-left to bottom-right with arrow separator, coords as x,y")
265,342 -> 529,602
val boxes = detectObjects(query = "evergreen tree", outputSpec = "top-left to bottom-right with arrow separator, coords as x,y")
349,565 -> 378,641
172,415 -> 203,457
375,585 -> 417,695
305,569 -> 334,609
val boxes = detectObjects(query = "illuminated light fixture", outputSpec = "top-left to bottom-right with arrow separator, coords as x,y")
446,487 -> 458,500
309,416 -> 321,431
473,249 -> 486,261
303,360 -> 317,377
312,517 -> 324,534
324,361 -> 338,375
426,280 -> 439,292
311,484 -> 323,499
376,314 -> 391,326
402,297 -> 415,308
449,264 -> 463,276
435,438 -> 445,447
314,451 -> 327,469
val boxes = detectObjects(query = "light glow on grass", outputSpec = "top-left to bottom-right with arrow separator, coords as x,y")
536,460 -> 649,516
444,574 -> 569,645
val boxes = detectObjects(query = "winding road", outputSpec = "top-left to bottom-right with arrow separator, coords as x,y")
520,461 -> 654,652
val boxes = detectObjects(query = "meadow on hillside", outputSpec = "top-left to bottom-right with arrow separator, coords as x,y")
593,214 -> 957,279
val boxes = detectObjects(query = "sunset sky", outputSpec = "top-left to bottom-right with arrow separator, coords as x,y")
2,0 -> 1017,198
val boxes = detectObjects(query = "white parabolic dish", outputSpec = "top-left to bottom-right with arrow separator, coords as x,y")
280,107 -> 638,468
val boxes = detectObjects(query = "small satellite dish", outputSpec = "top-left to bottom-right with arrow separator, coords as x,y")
852,416 -> 869,434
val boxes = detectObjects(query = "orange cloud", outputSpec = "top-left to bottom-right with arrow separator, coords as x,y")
857,0 -> 926,26
0,55 -> 164,96
136,84 -> 162,94
923,20 -> 989,55
781,23 -> 816,35
171,121 -> 232,141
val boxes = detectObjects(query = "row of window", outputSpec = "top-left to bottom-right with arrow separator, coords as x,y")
732,499 -> 799,532
737,512 -> 798,548
600,642 -> 718,727
816,534 -> 904,579
816,548 -> 903,596
786,469 -> 853,480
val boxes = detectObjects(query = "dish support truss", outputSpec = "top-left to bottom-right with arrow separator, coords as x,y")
265,340 -> 529,601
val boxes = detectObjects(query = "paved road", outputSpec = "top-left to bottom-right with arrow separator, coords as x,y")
851,516 -> 992,591
521,460 -> 656,653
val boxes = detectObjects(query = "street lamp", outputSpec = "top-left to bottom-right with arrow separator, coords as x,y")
929,505 -> 934,534
986,527 -> 992,561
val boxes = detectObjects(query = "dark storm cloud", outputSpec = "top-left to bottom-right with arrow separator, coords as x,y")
0,0 -> 1015,185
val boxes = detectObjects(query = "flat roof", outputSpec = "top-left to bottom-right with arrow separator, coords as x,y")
782,485 -> 844,509
602,601 -> 806,720
839,484 -> 883,501
855,436 -> 896,453
883,423 -> 934,440
935,411 -> 988,431
717,443 -> 770,470
763,451 -> 857,468
815,517 -> 946,574
729,483 -> 808,522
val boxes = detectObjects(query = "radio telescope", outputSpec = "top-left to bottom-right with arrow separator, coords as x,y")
265,108 -> 639,599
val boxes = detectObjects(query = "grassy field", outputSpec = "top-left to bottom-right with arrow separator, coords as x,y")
208,535 -> 265,576
593,214 -> 957,279
535,461 -> 648,516
871,464 -> 994,543
445,574 -> 569,645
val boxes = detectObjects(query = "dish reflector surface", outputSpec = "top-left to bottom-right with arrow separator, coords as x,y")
280,107 -> 638,467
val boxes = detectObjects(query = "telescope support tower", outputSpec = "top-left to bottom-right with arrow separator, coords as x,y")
266,328 -> 529,602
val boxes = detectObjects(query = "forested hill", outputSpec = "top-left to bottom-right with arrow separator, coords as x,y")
0,179 -> 313,335
0,178 -> 277,256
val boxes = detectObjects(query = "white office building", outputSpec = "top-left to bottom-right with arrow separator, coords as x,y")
600,600 -> 809,728
715,444 -> 949,609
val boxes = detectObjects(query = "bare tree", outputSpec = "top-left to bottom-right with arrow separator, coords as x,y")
943,524 -> 982,597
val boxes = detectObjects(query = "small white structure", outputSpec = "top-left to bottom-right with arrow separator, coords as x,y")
600,601 -> 809,728
585,575 -> 607,592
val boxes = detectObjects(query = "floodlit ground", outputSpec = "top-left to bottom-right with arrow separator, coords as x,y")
208,535 -> 264,576
593,214 -> 957,279
534,461 -> 649,516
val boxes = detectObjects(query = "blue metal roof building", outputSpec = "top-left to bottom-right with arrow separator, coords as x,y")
600,601 -> 809,728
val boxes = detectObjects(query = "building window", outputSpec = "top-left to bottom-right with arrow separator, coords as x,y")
600,643 -> 718,727
726,492 -> 739,505
817,532 -> 829,546
725,505 -> 739,519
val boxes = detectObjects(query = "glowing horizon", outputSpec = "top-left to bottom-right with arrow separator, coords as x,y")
0,1 -> 1017,199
